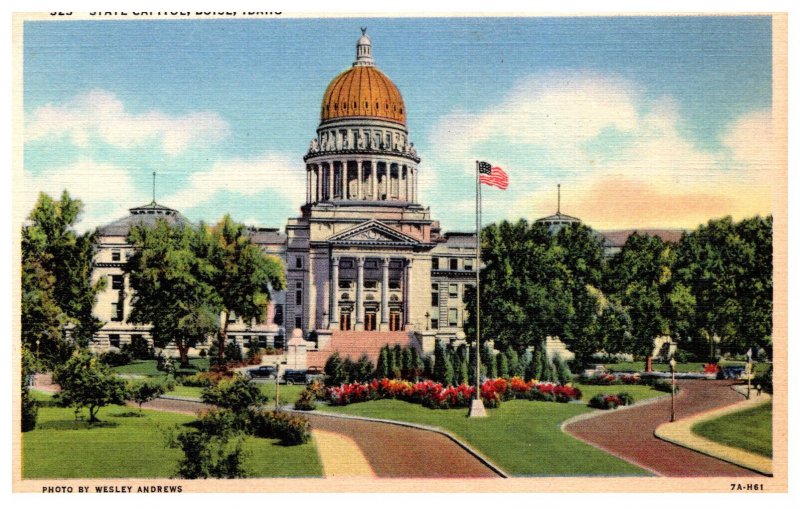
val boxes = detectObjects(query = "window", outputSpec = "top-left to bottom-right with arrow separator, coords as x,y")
364,280 -> 377,289
449,283 -> 458,299
431,290 -> 439,307
295,257 -> 303,269
295,316 -> 302,329
111,301 -> 123,322
448,308 -> 458,327
273,304 -> 284,325
450,258 -> 459,270
111,275 -> 124,290
365,260 -> 377,269
464,259 -> 474,271
432,257 -> 439,270
109,334 -> 120,348
296,289 -> 302,306
111,250 -> 121,261
389,280 -> 400,290
431,318 -> 439,329
339,280 -> 352,289
228,311 -> 237,324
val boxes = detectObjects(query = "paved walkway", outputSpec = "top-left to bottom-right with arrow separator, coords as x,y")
136,397 -> 498,478
655,390 -> 772,475
312,429 -> 376,477
564,380 -> 767,477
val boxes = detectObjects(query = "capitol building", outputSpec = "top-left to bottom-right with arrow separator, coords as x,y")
91,31 -> 478,364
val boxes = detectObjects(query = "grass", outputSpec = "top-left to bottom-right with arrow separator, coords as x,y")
323,383 -> 663,476
692,401 -> 772,458
23,391 -> 322,479
111,358 -> 209,377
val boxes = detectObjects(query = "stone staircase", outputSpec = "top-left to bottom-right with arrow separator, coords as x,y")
306,330 -> 417,369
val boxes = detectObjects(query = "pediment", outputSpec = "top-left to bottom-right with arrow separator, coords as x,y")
327,220 -> 420,246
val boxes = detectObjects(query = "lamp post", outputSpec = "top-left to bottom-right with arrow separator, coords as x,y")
275,362 -> 281,411
669,358 -> 677,422
424,312 -> 430,331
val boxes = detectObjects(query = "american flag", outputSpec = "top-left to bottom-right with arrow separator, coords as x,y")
478,161 -> 508,190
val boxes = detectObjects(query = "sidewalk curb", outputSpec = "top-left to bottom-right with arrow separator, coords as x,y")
293,408 -> 509,478
654,393 -> 772,476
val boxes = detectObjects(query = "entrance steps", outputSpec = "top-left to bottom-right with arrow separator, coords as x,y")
307,330 -> 417,369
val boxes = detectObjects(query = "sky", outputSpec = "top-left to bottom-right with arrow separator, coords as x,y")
20,15 -> 777,233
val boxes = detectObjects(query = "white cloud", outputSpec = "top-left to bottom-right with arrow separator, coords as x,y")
20,159 -> 144,232
163,152 -> 306,213
426,71 -> 777,230
25,90 -> 229,155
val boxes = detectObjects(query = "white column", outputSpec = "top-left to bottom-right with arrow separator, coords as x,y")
315,165 -> 320,203
356,256 -> 365,329
372,161 -> 378,200
327,164 -> 333,201
306,165 -> 311,203
330,256 -> 339,326
380,257 -> 390,326
404,258 -> 413,327
357,161 -> 363,200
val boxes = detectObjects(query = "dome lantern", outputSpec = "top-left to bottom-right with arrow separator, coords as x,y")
354,27 -> 375,67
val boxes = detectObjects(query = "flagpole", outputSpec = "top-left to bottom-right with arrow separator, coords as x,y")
470,161 -> 487,417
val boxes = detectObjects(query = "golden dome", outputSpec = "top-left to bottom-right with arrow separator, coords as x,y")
321,65 -> 406,125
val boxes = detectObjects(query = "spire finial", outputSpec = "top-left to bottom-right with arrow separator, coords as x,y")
361,26 -> 367,36
557,183 -> 561,215
152,171 -> 157,204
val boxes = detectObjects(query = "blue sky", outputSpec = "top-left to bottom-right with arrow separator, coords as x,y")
21,16 -> 776,232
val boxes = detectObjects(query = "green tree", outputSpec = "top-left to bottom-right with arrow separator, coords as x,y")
464,220 -> 573,352
21,346 -> 38,432
172,409 -> 248,479
201,374 -> 267,416
126,220 -> 219,367
607,233 -> 676,363
325,352 -> 348,385
496,351 -> 509,379
128,379 -> 166,413
674,216 -> 772,358
206,215 -> 286,365
354,354 -> 374,382
375,346 -> 391,379
21,191 -> 104,366
433,340 -> 453,385
54,350 -> 127,423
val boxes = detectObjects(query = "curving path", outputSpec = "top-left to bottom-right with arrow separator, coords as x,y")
139,398 -> 498,478
564,379 -> 767,477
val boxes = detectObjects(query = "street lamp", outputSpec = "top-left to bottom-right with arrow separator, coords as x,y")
275,361 -> 281,411
424,312 -> 430,331
669,358 -> 677,422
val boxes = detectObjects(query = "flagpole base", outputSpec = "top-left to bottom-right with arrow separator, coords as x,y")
468,399 -> 488,418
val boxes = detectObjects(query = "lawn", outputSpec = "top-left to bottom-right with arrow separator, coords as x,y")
323,383 -> 662,476
692,401 -> 772,458
23,391 -> 322,479
111,358 -> 209,377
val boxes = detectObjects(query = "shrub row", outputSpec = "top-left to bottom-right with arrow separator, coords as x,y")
588,392 -> 635,410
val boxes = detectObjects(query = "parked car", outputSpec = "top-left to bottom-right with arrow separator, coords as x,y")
247,365 -> 278,379
282,369 -> 308,385
306,367 -> 325,383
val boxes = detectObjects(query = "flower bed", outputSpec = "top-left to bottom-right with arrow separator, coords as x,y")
326,377 -> 581,409
588,392 -> 635,410
579,372 -> 642,385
